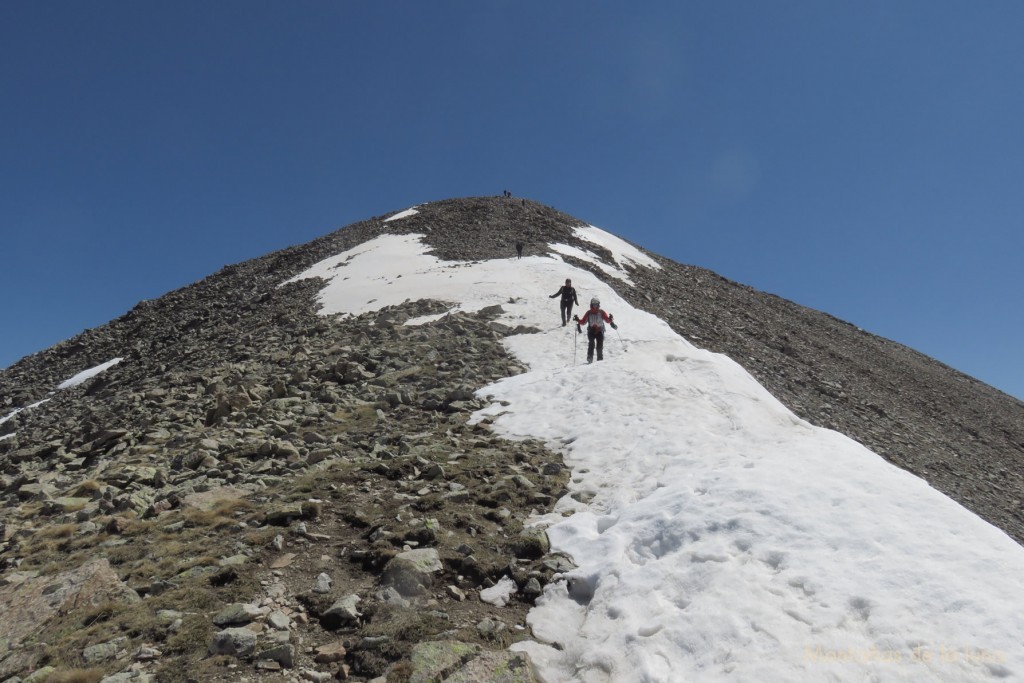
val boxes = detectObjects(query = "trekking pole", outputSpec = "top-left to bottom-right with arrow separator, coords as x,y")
573,327 -> 578,366
614,326 -> 626,353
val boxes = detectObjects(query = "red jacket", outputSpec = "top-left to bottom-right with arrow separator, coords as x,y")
578,308 -> 613,332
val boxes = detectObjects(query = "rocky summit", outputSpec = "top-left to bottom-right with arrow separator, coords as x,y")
0,196 -> 1022,683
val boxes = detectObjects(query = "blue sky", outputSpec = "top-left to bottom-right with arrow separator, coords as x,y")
2,2 -> 1022,400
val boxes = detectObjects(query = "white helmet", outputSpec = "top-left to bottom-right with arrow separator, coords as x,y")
590,297 -> 600,307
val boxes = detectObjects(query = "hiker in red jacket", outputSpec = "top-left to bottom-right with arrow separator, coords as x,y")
575,297 -> 617,363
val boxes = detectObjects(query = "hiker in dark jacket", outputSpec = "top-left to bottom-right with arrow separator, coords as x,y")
549,278 -> 579,326
575,297 -> 617,363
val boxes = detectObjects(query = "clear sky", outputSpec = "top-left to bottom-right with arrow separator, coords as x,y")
2,2 -> 1022,400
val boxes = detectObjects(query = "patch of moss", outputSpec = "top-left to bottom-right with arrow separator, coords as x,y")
360,605 -> 450,660
162,613 -> 211,656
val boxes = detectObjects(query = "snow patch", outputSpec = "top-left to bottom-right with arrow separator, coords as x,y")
0,398 -> 51,427
480,576 -> 518,607
383,207 -> 420,222
285,233 -> 621,325
57,358 -> 123,389
548,225 -> 659,285
549,243 -> 638,285
0,359 -> 121,434
575,224 -> 661,271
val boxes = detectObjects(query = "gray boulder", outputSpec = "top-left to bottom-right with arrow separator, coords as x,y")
320,594 -> 361,629
208,627 -> 257,657
381,548 -> 443,597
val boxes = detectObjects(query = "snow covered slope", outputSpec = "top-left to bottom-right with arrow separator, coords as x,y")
288,223 -> 1024,682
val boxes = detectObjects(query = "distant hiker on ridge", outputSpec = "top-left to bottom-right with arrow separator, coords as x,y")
515,240 -> 524,259
575,297 -> 617,363
549,278 -> 579,326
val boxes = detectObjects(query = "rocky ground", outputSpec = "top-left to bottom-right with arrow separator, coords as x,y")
1,196 -> 1023,682
0,274 -> 569,681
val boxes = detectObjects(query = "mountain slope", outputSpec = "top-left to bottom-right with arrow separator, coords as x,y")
622,257 -> 1024,546
285,225 -> 1024,680
357,197 -> 1024,545
337,197 -> 1022,544
1,196 -> 1023,682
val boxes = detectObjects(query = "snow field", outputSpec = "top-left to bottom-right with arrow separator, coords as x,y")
288,230 -> 1024,683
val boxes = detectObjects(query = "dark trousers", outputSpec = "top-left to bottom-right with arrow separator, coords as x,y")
560,301 -> 574,325
587,327 -> 604,361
